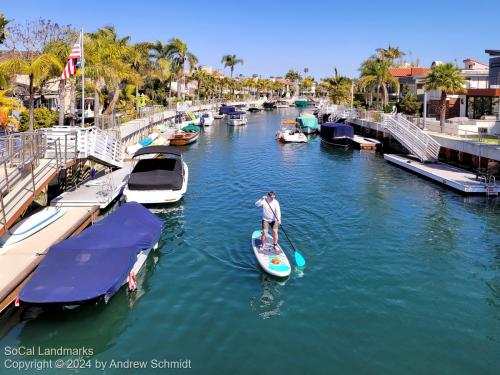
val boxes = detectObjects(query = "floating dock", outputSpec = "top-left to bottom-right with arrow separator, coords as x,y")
384,154 -> 500,195
0,206 -> 99,313
352,135 -> 380,150
50,166 -> 131,209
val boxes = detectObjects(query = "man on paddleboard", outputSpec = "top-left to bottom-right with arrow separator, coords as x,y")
255,192 -> 281,251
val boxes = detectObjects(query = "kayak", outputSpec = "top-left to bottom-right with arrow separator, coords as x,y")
251,230 -> 291,277
2,207 -> 67,247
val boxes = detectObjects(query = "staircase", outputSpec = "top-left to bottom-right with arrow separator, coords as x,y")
41,126 -> 124,168
382,114 -> 440,162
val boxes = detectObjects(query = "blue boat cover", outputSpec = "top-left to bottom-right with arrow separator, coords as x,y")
320,122 -> 354,139
19,202 -> 162,304
219,106 -> 235,115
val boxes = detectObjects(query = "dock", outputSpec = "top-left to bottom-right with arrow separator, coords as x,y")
352,135 -> 380,150
50,166 -> 131,209
0,205 -> 99,313
384,154 -> 500,195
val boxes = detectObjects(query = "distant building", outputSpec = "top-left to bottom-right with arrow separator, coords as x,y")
389,67 -> 430,98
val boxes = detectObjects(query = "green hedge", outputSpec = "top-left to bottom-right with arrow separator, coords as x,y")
19,108 -> 58,132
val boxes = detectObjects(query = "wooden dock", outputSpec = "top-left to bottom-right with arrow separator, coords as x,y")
0,206 -> 99,313
384,154 -> 500,195
352,135 -> 380,150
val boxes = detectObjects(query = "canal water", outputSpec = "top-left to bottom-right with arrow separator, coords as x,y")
1,109 -> 499,374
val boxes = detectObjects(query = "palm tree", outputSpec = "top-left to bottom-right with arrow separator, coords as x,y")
0,51 -> 63,131
377,44 -> 405,65
221,54 -> 243,78
359,56 -> 398,109
165,38 -> 198,99
424,63 -> 465,131
322,68 -> 352,105
44,39 -> 72,126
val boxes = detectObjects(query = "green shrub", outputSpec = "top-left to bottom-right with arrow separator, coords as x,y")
19,108 -> 58,132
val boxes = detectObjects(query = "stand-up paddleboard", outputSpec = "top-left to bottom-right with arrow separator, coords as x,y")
2,207 -> 68,247
251,230 -> 291,277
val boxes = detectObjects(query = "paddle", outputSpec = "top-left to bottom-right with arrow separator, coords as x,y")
264,199 -> 306,267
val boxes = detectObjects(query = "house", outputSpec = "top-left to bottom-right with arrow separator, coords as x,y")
388,66 -> 430,99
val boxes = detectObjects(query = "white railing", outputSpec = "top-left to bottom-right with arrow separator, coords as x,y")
78,127 -> 124,168
382,114 -> 440,162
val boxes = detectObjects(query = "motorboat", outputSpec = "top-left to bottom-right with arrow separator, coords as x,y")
219,105 -> 236,117
294,98 -> 308,108
319,122 -> 354,147
248,107 -> 262,112
275,100 -> 290,108
276,120 -> 308,143
124,145 -> 189,204
263,101 -> 276,110
296,113 -> 319,134
18,202 -> 162,307
226,111 -> 248,126
199,112 -> 214,126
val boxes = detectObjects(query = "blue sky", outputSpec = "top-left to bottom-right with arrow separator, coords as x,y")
2,0 -> 499,79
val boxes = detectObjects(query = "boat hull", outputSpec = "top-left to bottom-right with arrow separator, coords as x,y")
169,132 -> 199,146
226,118 -> 248,126
301,126 -> 317,134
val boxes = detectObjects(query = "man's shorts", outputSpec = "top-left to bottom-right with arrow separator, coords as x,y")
262,220 -> 278,230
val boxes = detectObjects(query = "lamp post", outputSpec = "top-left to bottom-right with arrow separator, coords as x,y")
423,91 -> 427,129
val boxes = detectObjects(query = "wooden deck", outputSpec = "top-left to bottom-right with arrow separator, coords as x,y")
384,154 -> 500,195
352,135 -> 380,150
0,205 -> 99,313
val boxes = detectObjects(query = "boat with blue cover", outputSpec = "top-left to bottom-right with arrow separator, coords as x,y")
296,113 -> 319,134
226,111 -> 248,126
18,202 -> 162,306
294,98 -> 308,108
320,122 -> 354,147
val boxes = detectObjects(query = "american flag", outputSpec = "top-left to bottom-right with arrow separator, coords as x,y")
60,41 -> 81,79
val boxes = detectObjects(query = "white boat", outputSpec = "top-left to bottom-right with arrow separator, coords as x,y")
275,101 -> 290,108
199,112 -> 214,126
276,120 -> 308,143
226,111 -> 248,126
1,207 -> 67,248
123,145 -> 189,204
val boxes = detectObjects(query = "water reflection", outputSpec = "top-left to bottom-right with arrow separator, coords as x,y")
250,273 -> 288,320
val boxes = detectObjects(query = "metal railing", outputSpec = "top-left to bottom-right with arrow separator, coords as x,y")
382,114 -> 440,162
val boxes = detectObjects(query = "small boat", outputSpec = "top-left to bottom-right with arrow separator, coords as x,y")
169,124 -> 200,146
124,145 -> 189,204
294,99 -> 308,108
275,100 -> 290,108
296,113 -> 319,134
247,107 -> 262,113
276,120 -> 307,143
320,122 -> 354,147
226,111 -> 248,126
263,101 -> 276,110
1,207 -> 67,248
199,112 -> 214,126
251,230 -> 291,278
18,202 -> 162,307
219,105 -> 236,116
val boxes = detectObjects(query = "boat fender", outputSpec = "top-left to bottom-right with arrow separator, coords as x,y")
14,296 -> 20,307
128,272 -> 137,291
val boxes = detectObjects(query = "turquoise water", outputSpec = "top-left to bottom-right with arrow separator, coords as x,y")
1,109 -> 499,374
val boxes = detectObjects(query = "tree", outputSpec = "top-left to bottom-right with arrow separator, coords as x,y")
377,44 -> 405,65
0,13 -> 10,45
0,19 -> 69,130
165,38 -> 198,98
285,70 -> 301,81
398,85 -> 421,115
359,56 -> 398,109
424,62 -> 465,131
0,88 -> 23,131
221,54 -> 243,78
322,68 -> 352,105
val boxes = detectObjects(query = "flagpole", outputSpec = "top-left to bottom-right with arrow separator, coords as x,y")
81,26 -> 85,127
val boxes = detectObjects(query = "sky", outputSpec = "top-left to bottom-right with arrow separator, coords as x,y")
2,0 -> 499,79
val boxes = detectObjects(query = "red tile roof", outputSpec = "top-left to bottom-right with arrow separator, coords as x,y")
388,67 -> 430,77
